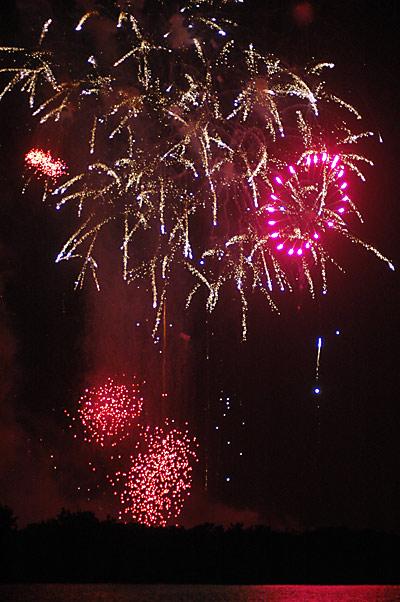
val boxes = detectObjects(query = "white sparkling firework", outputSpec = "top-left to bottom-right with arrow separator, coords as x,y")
0,1 -> 393,337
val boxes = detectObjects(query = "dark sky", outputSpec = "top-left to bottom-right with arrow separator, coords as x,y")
0,0 -> 399,531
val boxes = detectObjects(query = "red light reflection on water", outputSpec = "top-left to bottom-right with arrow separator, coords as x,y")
246,585 -> 400,601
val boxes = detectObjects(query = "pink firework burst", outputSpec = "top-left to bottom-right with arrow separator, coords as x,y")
265,151 -> 352,257
112,421 -> 198,527
77,378 -> 144,447
25,148 -> 67,180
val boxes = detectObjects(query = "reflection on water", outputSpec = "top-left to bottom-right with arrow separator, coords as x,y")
1,584 -> 400,602
255,586 -> 400,602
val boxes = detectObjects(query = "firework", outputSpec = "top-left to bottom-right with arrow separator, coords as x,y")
111,421 -> 198,527
77,378 -> 143,447
25,148 -> 67,180
266,152 -> 353,258
262,150 -> 393,288
185,145 -> 393,338
0,1 -> 393,336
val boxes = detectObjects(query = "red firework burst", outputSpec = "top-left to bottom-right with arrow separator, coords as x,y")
265,151 -> 352,257
112,421 -> 198,527
77,378 -> 143,447
25,148 -> 67,180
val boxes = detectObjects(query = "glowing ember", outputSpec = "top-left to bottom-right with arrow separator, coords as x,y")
25,148 -> 67,180
112,421 -> 198,527
77,378 -> 143,447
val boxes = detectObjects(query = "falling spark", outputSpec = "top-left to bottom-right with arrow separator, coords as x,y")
315,336 -> 323,387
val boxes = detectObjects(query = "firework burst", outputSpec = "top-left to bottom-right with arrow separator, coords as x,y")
76,377 -> 144,447
0,1 -> 393,336
110,421 -> 198,527
185,144 -> 393,337
25,148 -> 67,180
266,151 -> 353,257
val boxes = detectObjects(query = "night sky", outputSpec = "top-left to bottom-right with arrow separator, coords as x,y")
0,0 -> 399,531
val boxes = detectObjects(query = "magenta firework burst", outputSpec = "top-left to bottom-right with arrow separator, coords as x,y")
265,151 -> 352,258
113,421 -> 198,527
77,378 -> 144,447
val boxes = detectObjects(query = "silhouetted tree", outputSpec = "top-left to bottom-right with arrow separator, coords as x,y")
1,510 -> 400,583
0,504 -> 17,536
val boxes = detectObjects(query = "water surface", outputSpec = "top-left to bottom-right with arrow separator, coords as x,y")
1,584 -> 400,602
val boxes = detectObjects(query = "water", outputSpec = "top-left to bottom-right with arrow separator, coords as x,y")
1,585 -> 400,602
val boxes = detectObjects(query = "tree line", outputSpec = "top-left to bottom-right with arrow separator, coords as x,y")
0,505 -> 399,583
